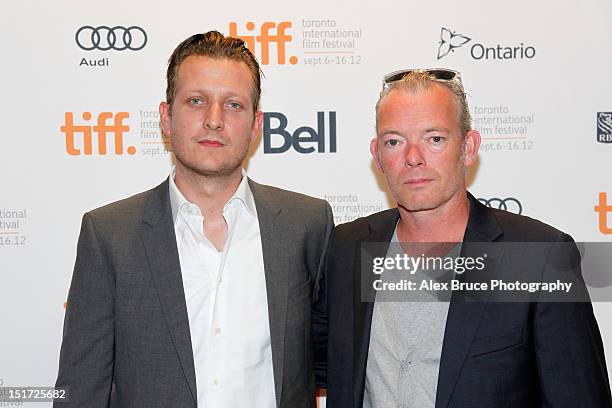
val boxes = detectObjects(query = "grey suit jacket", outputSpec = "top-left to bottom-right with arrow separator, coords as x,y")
54,178 -> 333,408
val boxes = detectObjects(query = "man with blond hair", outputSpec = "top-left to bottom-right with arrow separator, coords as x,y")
325,69 -> 611,407
55,31 -> 332,408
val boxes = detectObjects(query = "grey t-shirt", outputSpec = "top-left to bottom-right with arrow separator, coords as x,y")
363,229 -> 460,408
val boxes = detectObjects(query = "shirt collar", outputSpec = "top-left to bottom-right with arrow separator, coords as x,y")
168,166 -> 257,222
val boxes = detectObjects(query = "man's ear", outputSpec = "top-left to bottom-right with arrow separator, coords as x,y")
251,110 -> 263,142
159,101 -> 172,138
462,129 -> 481,166
370,138 -> 384,172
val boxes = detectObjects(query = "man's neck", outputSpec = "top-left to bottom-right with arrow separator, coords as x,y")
174,165 -> 243,218
397,191 -> 470,243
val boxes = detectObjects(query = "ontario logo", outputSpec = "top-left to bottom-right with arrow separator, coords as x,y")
60,112 -> 136,155
437,27 -> 536,61
437,28 -> 471,59
229,21 -> 298,65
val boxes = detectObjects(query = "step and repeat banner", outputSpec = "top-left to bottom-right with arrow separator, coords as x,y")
2,0 -> 612,406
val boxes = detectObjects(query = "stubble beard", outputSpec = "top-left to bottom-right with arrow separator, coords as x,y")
173,145 -> 249,182
392,165 -> 466,214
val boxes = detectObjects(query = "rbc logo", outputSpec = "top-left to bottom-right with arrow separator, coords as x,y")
229,21 -> 297,65
263,112 -> 337,154
60,112 -> 135,155
597,112 -> 612,143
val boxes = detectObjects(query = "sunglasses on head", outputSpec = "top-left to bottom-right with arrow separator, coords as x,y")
382,68 -> 462,90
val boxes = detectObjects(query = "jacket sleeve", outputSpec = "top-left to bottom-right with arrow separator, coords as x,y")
54,213 -> 115,407
313,201 -> 334,389
534,234 -> 612,407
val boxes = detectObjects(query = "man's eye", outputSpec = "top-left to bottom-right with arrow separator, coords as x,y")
228,102 -> 242,110
386,139 -> 399,147
431,136 -> 444,144
189,98 -> 203,105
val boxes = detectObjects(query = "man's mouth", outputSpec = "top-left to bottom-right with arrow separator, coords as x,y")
198,139 -> 225,148
405,178 -> 433,186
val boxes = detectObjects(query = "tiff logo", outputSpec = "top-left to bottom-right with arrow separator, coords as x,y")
60,112 -> 135,155
229,21 -> 298,65
595,192 -> 612,234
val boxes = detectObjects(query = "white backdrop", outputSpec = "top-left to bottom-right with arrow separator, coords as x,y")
2,0 -> 612,406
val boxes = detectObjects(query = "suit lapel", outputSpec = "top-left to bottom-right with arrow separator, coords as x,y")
353,210 -> 399,408
435,193 -> 503,408
249,179 -> 288,407
141,179 -> 197,404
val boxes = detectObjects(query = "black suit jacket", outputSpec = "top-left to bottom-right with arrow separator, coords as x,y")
325,193 -> 612,407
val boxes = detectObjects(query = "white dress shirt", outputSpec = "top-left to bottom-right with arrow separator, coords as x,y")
169,168 -> 276,408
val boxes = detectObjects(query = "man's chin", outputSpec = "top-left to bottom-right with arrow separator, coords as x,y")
175,159 -> 242,179
394,192 -> 437,212
398,202 -> 437,212
396,191 -> 466,214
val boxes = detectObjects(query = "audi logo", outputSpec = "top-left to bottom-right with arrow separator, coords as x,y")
478,197 -> 523,214
75,26 -> 147,51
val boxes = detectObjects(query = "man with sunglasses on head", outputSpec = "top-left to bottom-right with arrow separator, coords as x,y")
324,69 -> 612,407
54,31 -> 332,408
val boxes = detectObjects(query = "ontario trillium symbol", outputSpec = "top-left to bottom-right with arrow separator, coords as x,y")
437,28 -> 471,60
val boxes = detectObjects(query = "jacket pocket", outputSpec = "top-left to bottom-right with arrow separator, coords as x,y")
468,327 -> 524,358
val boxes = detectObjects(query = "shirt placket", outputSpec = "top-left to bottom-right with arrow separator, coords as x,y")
183,204 -> 223,404
207,201 -> 241,401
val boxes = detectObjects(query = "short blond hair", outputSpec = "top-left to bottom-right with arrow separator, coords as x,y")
376,71 -> 472,136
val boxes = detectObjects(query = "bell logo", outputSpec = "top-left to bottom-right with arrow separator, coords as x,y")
60,112 -> 135,155
229,21 -> 298,65
595,192 -> 612,234
263,111 -> 337,154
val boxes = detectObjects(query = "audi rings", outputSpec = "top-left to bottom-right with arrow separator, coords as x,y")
478,197 -> 523,214
75,26 -> 147,51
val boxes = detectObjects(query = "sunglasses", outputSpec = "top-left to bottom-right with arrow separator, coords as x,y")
382,68 -> 462,90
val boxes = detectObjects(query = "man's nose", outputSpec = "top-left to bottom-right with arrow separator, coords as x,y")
404,143 -> 424,167
204,103 -> 224,130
